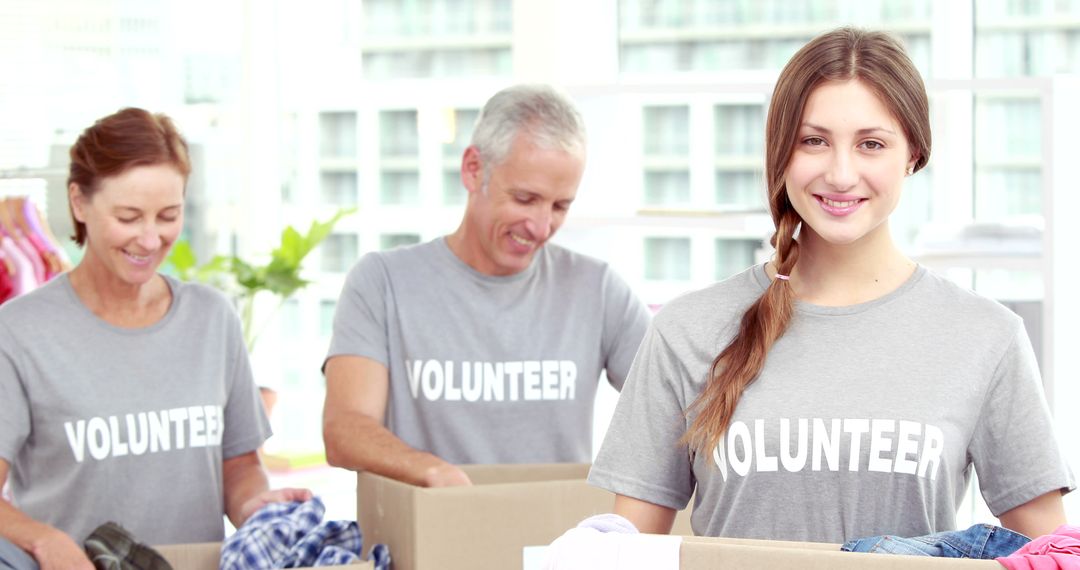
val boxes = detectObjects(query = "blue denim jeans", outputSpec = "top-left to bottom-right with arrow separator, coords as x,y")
841,524 -> 1031,559
0,535 -> 38,570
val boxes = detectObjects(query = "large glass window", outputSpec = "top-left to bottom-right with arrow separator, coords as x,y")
442,108 -> 479,205
379,110 -> 420,206
319,112 -> 357,159
362,0 -> 512,78
975,0 -> 1080,76
642,105 -> 690,207
974,95 -> 1042,221
644,237 -> 691,281
319,299 -> 337,338
715,238 -> 761,281
619,0 -> 932,75
320,233 -> 359,273
714,103 -> 765,209
379,110 -> 420,158
380,232 -> 422,250
320,172 -> 358,207
380,171 -> 420,205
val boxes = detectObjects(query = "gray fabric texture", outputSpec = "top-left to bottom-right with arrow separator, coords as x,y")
589,263 -> 1074,543
326,237 -> 650,464
0,274 -> 270,545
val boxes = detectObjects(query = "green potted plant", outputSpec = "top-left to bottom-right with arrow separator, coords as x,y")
167,207 -> 356,351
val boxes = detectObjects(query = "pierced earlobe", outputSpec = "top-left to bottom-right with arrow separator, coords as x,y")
905,166 -> 914,176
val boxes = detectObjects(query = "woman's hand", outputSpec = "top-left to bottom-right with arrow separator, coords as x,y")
30,527 -> 94,570
236,487 -> 314,524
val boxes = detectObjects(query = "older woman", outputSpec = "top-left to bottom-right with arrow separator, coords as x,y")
0,108 -> 309,569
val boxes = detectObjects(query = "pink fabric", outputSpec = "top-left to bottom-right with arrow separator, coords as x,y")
997,525 -> 1080,570
0,236 -> 37,296
11,230 -> 45,284
22,198 -> 57,253
24,231 -> 57,280
0,254 -> 13,304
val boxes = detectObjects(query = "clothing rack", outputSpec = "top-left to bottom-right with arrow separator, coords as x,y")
0,194 -> 71,305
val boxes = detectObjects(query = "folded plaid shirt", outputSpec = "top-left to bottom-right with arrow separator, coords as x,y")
220,497 -> 389,570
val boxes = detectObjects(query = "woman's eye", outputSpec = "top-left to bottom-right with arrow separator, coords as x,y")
862,140 -> 885,150
118,217 -> 137,224
802,136 -> 826,146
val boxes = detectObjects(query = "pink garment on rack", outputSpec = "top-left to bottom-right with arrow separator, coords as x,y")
997,525 -> 1080,570
11,230 -> 45,285
0,252 -> 14,304
24,231 -> 57,280
22,198 -> 57,253
0,236 -> 37,296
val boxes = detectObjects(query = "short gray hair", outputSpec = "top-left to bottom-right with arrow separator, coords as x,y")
470,84 -> 586,185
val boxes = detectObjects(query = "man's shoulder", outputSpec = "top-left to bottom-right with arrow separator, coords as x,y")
537,243 -> 640,302
347,238 -> 442,278
540,242 -> 611,274
371,238 -> 442,265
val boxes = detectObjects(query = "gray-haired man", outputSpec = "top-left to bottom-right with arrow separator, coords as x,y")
322,84 -> 650,486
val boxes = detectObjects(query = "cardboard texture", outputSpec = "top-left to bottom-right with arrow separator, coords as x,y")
679,536 -> 1001,569
356,463 -> 693,570
155,542 -> 373,570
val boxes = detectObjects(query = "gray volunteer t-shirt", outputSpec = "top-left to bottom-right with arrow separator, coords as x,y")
326,237 -> 650,464
0,274 -> 270,545
589,264 -> 1074,542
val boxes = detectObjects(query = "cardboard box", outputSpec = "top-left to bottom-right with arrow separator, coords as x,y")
679,536 -> 1000,569
529,534 -> 1004,569
356,463 -> 693,570
155,542 -> 373,570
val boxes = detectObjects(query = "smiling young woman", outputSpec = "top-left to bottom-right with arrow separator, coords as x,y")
587,27 -> 1072,543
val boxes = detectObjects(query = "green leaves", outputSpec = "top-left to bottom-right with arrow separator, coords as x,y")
168,241 -> 198,278
258,208 -> 356,297
166,207 -> 356,350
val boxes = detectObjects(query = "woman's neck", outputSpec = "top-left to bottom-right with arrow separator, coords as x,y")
774,227 -> 916,307
68,259 -> 171,328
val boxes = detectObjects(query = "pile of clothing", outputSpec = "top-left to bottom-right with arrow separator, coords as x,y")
0,497 -> 388,570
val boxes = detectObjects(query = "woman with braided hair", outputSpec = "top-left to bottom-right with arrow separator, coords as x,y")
588,27 -> 1072,542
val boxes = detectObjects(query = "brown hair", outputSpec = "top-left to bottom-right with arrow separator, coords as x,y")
67,107 -> 191,246
683,27 -> 932,454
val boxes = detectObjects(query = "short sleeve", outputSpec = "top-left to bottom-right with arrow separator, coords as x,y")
221,314 -> 271,459
599,268 -> 651,390
588,322 -> 695,510
0,323 -> 30,464
969,320 -> 1075,515
324,253 -> 391,368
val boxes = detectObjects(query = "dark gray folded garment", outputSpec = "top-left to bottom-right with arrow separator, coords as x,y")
84,522 -> 173,570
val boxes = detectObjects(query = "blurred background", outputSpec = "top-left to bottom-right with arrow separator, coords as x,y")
1,0 -> 1077,526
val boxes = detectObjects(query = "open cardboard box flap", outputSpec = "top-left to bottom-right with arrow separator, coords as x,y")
358,463 -> 651,570
679,536 -> 1001,568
